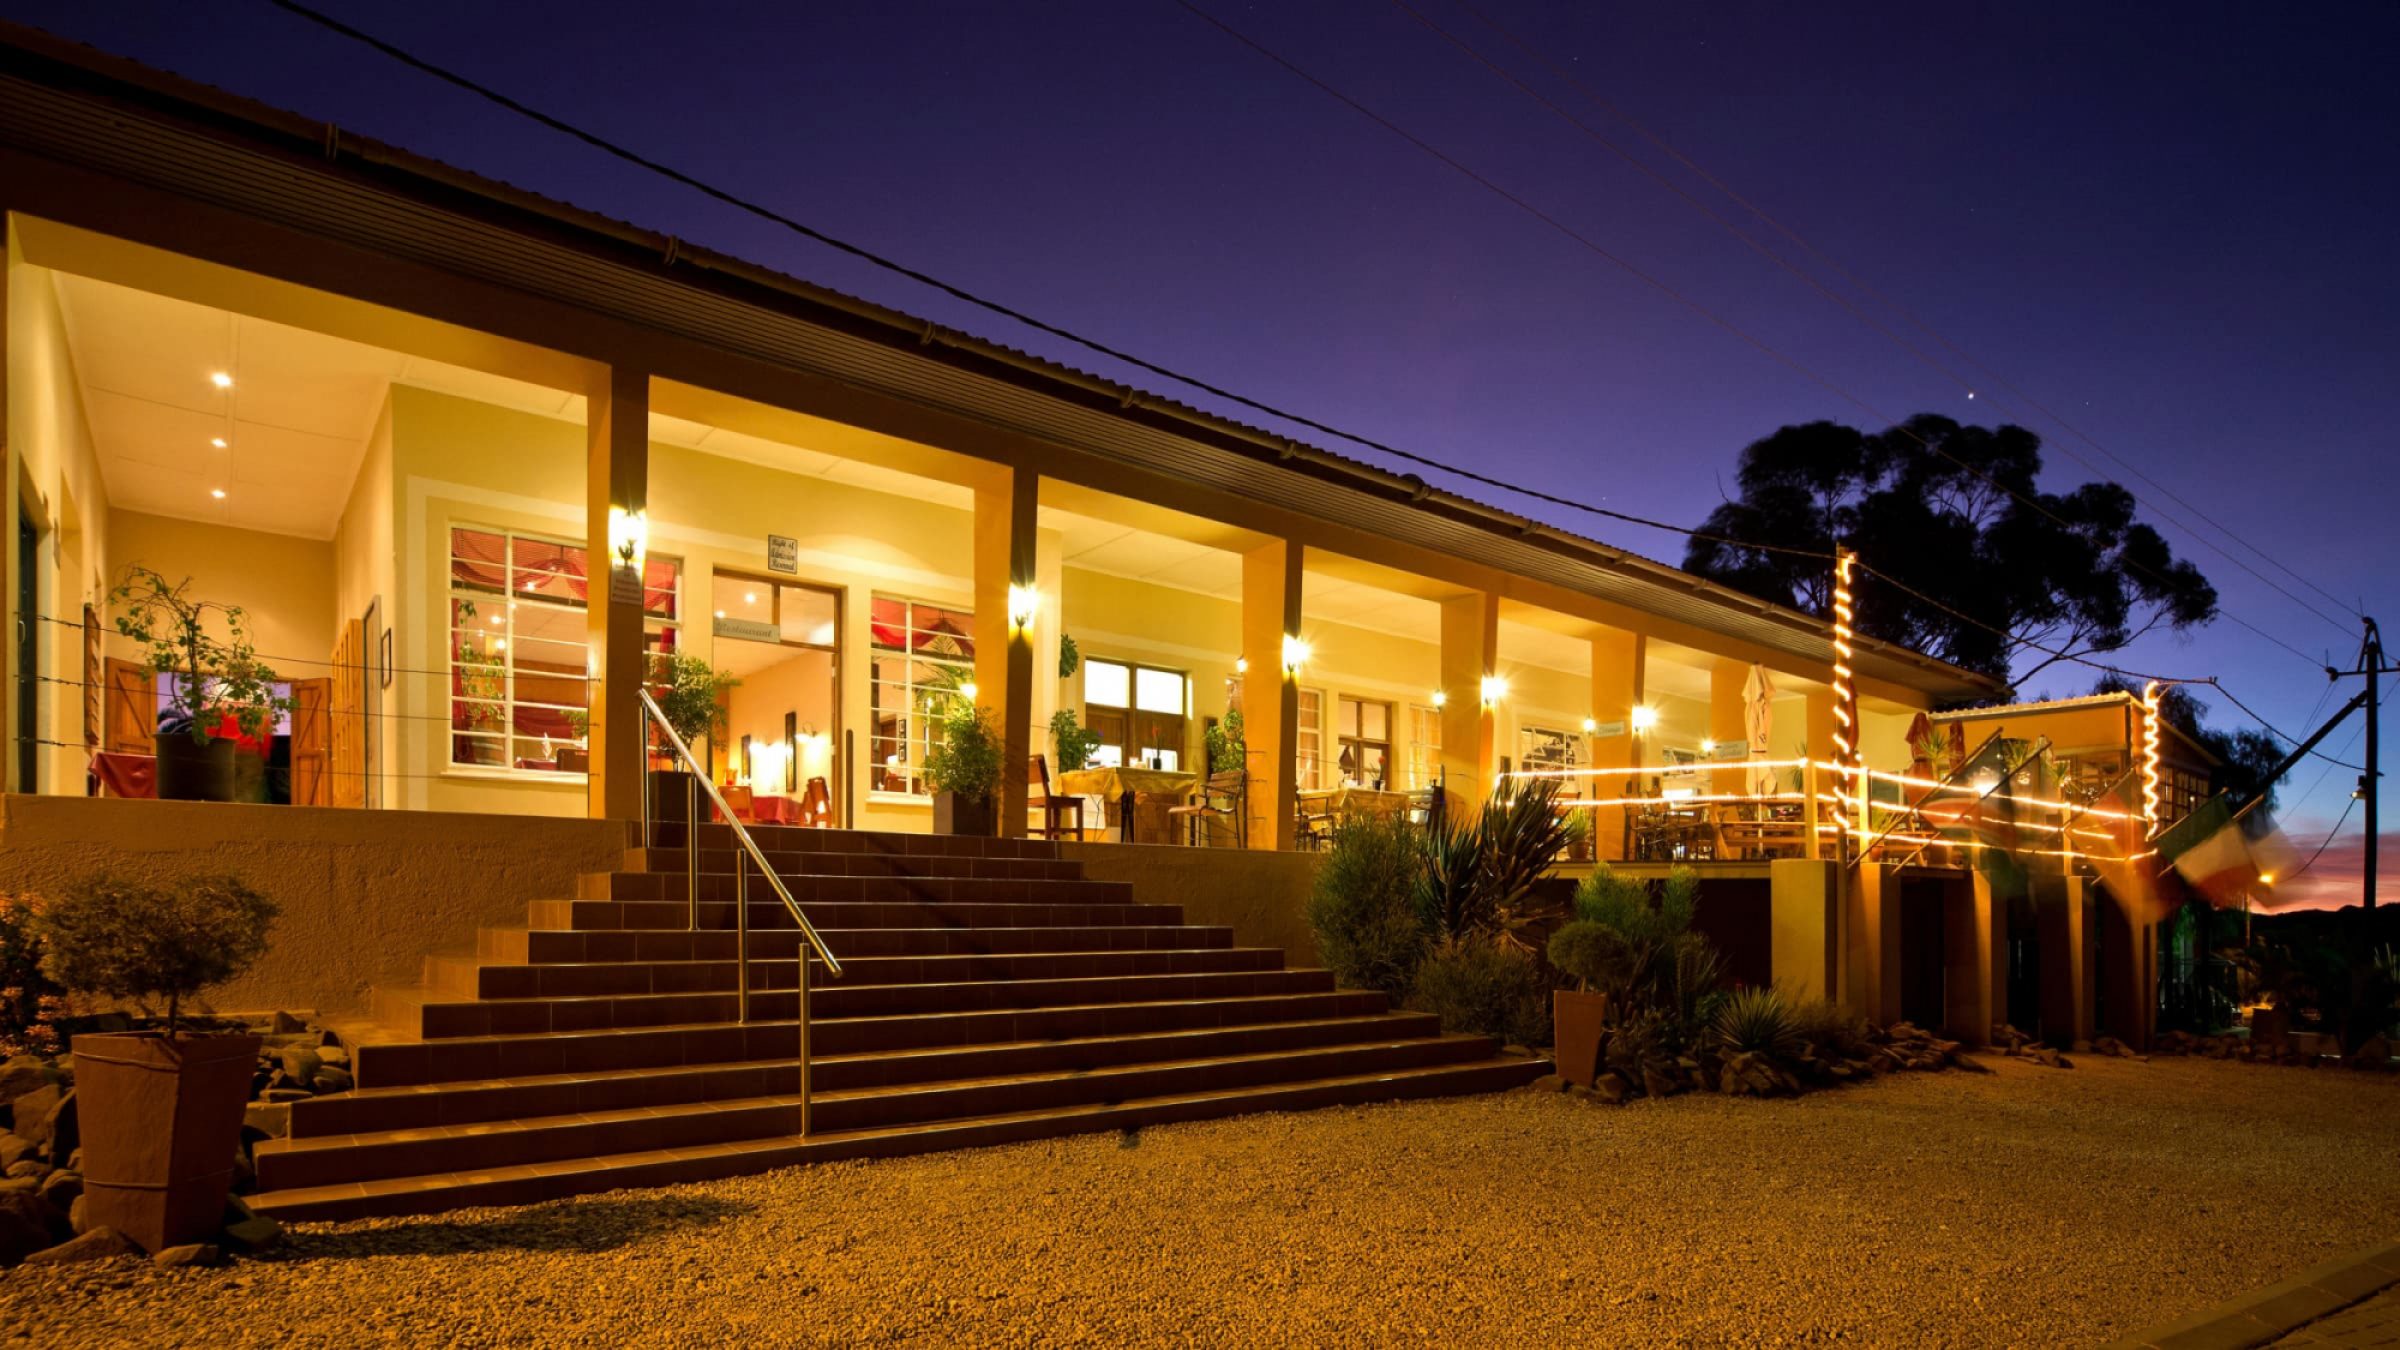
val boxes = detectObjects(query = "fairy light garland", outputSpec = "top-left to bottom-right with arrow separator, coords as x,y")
1829,549 -> 1861,855
2140,679 -> 2165,839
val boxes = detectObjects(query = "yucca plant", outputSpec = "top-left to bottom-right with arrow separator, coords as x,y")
1415,776 -> 1577,947
1712,987 -> 1802,1062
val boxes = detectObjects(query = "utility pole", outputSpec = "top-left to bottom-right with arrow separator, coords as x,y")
2328,618 -> 2394,911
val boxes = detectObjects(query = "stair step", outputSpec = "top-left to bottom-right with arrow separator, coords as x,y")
626,847 -> 1082,882
478,924 -> 1238,964
640,822 -> 1061,861
350,990 -> 1393,1086
526,898 -> 1182,931
578,871 -> 1131,905
292,1013 -> 1444,1137
427,948 -> 1287,1000
256,1037 -> 1512,1191
251,1055 -> 1550,1223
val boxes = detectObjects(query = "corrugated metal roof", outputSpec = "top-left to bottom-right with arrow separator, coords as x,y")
0,23 -> 2003,703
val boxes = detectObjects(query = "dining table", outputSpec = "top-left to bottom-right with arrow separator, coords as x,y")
1055,765 -> 1200,843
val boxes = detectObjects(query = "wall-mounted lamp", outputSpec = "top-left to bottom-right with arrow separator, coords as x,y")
606,505 -> 648,583
1582,717 -> 1598,734
1280,634 -> 1309,675
1007,583 -> 1039,632
1429,689 -> 1448,709
1700,738 -> 1717,755
959,681 -> 981,703
1236,657 -> 1250,675
1479,674 -> 1507,708
1630,704 -> 1660,733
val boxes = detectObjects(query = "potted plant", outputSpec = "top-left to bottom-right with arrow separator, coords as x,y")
645,652 -> 738,824
1203,706 -> 1246,775
926,700 -> 1004,836
111,567 -> 290,802
32,873 -> 276,1253
557,707 -> 592,775
1049,708 -> 1101,774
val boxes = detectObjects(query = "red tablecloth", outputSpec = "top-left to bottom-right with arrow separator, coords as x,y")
92,752 -> 157,799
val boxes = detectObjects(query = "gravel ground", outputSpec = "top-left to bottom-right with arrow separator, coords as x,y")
2,1054 -> 2394,1348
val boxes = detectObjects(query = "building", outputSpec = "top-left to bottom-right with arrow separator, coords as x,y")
0,27 -> 2198,1216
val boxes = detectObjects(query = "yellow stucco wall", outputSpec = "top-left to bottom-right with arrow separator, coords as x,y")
0,793 -> 623,1015
106,508 -> 337,675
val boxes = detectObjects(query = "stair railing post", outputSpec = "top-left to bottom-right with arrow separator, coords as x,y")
686,775 -> 700,933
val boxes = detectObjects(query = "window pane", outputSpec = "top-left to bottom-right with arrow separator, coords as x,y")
782,586 -> 837,646
1361,702 -> 1389,742
450,529 -> 506,594
1134,668 -> 1184,715
511,536 -> 588,608
1338,698 -> 1360,738
721,577 -> 773,626
1086,660 -> 1130,709
643,558 -> 679,621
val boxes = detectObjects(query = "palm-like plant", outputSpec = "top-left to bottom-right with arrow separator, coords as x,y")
1413,776 -> 1577,948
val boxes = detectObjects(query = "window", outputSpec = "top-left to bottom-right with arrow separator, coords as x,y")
1296,688 -> 1324,790
1335,696 -> 1392,789
1407,703 -> 1444,789
1084,658 -> 1188,770
868,596 -> 974,795
447,526 -> 678,772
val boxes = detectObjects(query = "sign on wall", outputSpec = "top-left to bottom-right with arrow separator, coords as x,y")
767,534 -> 799,574
1587,719 -> 1627,741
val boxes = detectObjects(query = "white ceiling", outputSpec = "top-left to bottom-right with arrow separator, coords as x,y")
52,272 -> 583,540
648,412 -> 976,511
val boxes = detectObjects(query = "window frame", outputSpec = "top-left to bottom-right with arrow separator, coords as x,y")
1083,657 -> 1190,771
446,523 -> 680,777
867,594 -> 976,798
1334,694 -> 1394,789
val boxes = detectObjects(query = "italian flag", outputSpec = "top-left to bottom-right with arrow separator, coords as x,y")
2156,796 -> 2300,908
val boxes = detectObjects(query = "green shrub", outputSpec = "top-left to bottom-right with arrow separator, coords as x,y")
1791,996 -> 1870,1058
0,894 -> 65,1057
33,874 -> 277,1034
1556,864 -> 1726,1029
1416,777 -> 1578,944
1713,987 -> 1802,1062
1048,709 -> 1102,773
925,702 -> 1004,800
1411,937 -> 1547,1045
1305,814 -> 1431,997
648,650 -> 738,751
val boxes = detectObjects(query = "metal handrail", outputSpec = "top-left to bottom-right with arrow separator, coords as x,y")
1889,736 -> 2052,871
636,690 -> 842,1134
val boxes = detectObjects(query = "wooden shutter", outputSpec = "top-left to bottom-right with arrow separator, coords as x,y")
102,658 -> 151,754
289,677 -> 331,807
327,619 -> 366,808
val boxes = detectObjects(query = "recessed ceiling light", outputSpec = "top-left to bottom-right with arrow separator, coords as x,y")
210,437 -> 228,449
209,488 -> 226,499
209,372 -> 232,390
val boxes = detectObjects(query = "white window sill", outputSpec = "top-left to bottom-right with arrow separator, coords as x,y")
865,791 -> 932,809
442,764 -> 589,786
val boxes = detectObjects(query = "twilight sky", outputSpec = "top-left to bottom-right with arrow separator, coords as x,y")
11,1 -> 2397,905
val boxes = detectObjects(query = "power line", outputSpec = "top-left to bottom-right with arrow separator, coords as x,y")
2203,678 -> 2365,772
2280,796 -> 2360,886
1428,0 -> 2364,631
1172,0 -> 2334,674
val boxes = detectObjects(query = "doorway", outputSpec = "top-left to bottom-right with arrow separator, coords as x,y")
713,571 -> 842,826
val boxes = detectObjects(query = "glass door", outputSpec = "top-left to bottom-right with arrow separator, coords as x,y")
715,572 -> 842,826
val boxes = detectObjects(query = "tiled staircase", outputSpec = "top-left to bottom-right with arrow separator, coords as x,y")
249,824 -> 1546,1221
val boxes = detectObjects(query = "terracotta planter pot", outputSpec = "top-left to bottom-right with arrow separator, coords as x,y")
1553,988 -> 1610,1088
71,1031 -> 261,1252
154,733 -> 237,802
933,790 -> 996,837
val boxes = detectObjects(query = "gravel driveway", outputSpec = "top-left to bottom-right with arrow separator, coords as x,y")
4,1055 -> 2394,1347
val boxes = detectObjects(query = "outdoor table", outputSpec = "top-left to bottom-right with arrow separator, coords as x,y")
1056,766 -> 1199,843
1298,785 -> 1410,823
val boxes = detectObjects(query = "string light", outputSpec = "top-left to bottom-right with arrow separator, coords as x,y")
1829,550 -> 1859,851
2140,680 -> 2165,839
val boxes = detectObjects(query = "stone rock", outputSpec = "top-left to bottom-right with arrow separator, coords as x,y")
1952,1054 -> 1994,1074
153,1242 -> 221,1269
1592,1072 -> 1630,1105
0,1057 -> 52,1103
223,1194 -> 255,1225
51,1055 -> 72,1086
1640,1064 -> 1678,1099
278,1046 -> 322,1084
68,1193 -> 88,1235
38,1090 -> 76,1161
9,1084 -> 61,1144
1500,1043 -> 1533,1058
243,1102 -> 291,1138
2092,1036 -> 2143,1060
315,1045 -> 350,1068
22,1225 -> 142,1264
1529,1074 -> 1567,1093
0,1199 -> 54,1265
270,1010 -> 306,1035
37,1170 -> 79,1209
261,1087 -> 312,1104
231,1149 -> 255,1190
3,1160 -> 44,1180
0,1133 -> 34,1170
310,1066 -> 354,1094
2345,1035 -> 2392,1069
223,1216 -> 283,1252
0,1176 -> 39,1196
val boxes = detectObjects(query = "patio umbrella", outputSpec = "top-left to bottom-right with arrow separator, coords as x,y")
1742,663 -> 1776,797
1904,711 -> 1934,780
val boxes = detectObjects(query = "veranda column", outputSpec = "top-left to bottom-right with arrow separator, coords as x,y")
973,469 -> 1038,837
1587,629 -> 1644,860
585,364 -> 649,822
1708,659 -> 1745,771
1241,539 -> 1303,850
1438,592 -> 1500,813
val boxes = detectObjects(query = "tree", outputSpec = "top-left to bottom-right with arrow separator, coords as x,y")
1682,415 -> 2217,685
2092,676 -> 2284,812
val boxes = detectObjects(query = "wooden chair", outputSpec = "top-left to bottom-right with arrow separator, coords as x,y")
1028,754 -> 1085,841
796,776 -> 832,828
1170,769 -> 1247,848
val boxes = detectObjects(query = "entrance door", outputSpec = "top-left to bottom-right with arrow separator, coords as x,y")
712,573 -> 842,825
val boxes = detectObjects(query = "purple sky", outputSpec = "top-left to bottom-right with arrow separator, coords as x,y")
13,2 -> 2397,902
